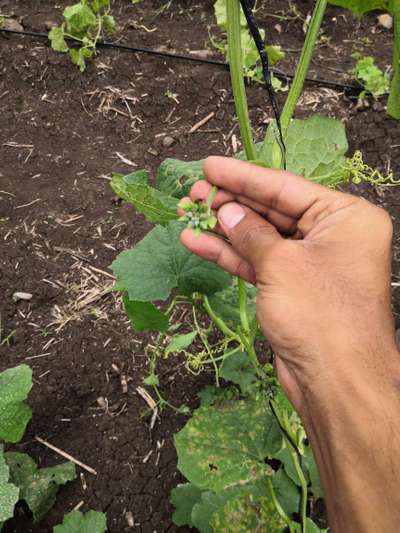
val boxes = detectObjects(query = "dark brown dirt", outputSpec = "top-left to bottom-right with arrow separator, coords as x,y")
0,0 -> 399,531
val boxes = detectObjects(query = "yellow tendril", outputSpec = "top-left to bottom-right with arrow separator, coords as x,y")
346,150 -> 400,186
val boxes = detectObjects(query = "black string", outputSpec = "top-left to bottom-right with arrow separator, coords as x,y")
0,27 -> 362,93
239,0 -> 287,169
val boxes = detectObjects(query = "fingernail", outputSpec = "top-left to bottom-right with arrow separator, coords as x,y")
219,203 -> 245,229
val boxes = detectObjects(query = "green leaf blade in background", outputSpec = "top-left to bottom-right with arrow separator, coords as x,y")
111,171 -> 178,225
262,115 -> 349,187
123,297 -> 169,332
64,4 -> 97,37
328,0 -> 390,16
0,445 -> 19,523
5,452 -> 76,522
0,365 -> 33,443
174,397 -> 282,492
156,159 -> 204,198
271,467 -> 300,517
111,221 -> 231,302
53,510 -> 107,532
165,331 -> 197,356
211,492 -> 286,533
170,483 -> 203,527
219,352 -> 257,394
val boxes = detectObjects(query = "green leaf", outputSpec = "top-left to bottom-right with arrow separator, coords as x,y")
219,352 -> 257,394
64,4 -> 97,36
156,159 -> 204,199
198,385 -> 239,407
5,452 -> 76,522
111,172 -> 178,225
328,0 -> 390,16
165,331 -> 197,356
304,447 -> 324,500
48,25 -> 68,52
101,14 -> 115,33
170,483 -> 203,527
262,115 -> 349,186
0,445 -> 19,523
174,397 -> 282,492
304,517 -> 329,533
276,445 -> 301,487
53,510 -> 107,532
211,493 -> 286,532
91,0 -> 111,13
123,297 -> 169,332
192,487 -> 242,533
271,467 -> 300,517
143,373 -> 159,386
111,221 -> 231,301
0,365 -> 32,443
352,54 -> 389,98
69,48 -> 88,72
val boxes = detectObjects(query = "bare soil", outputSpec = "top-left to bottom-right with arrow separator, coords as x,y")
0,0 -> 399,531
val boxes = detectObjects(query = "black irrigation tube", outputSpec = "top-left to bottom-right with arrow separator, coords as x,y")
0,27 -> 362,95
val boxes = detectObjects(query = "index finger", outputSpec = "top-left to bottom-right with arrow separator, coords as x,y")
203,156 -> 330,219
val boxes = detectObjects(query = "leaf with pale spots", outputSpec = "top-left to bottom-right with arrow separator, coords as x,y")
174,396 -> 282,492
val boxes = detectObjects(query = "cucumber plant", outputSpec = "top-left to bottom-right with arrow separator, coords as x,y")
110,0 -> 397,531
329,0 -> 400,119
49,0 -> 115,72
0,364 -> 106,532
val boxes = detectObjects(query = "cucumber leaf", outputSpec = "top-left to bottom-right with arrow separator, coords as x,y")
123,297 -> 169,332
0,365 -> 32,443
156,159 -> 204,199
271,467 -> 300,517
111,221 -> 231,301
262,115 -> 349,186
174,396 -> 282,492
165,331 -> 197,355
328,0 -> 390,16
53,510 -> 107,532
219,352 -> 258,394
211,492 -> 286,532
5,452 -> 76,522
111,171 -> 178,225
170,483 -> 203,527
0,445 -> 19,523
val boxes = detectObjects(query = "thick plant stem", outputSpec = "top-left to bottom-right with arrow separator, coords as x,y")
388,0 -> 400,119
226,0 -> 256,160
203,295 -> 241,343
226,0 -> 260,369
279,0 -> 328,134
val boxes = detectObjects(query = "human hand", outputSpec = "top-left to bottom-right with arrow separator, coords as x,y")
179,156 -> 398,414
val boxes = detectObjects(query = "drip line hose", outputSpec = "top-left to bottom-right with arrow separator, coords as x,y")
0,26 -> 362,95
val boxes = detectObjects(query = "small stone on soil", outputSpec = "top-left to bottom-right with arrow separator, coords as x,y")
162,135 -> 175,148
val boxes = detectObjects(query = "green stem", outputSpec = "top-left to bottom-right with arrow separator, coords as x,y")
226,0 -> 256,160
271,400 -> 308,532
238,278 -> 250,335
267,478 -> 295,531
279,0 -> 328,134
203,295 -> 241,342
388,0 -> 400,119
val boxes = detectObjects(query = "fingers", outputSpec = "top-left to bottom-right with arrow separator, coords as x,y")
203,156 -> 329,219
189,180 -> 298,235
180,229 -> 256,284
217,202 -> 283,271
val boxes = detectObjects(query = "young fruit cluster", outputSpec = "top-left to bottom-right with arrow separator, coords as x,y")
179,201 -> 218,236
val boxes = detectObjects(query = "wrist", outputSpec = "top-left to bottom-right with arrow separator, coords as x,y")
299,345 -> 400,532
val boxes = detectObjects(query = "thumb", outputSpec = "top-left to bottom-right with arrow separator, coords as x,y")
218,202 -> 283,270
